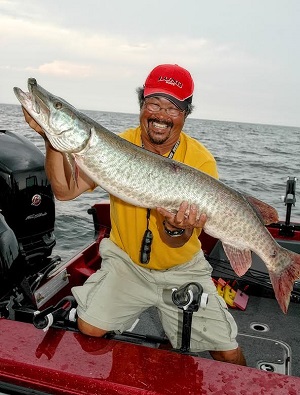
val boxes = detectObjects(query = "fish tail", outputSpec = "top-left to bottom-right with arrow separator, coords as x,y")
269,249 -> 300,314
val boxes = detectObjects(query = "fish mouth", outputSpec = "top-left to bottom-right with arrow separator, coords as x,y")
27,77 -> 52,118
13,78 -> 46,118
28,78 -> 42,114
14,78 -> 69,136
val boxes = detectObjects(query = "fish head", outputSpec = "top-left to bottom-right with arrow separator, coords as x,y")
14,78 -> 91,153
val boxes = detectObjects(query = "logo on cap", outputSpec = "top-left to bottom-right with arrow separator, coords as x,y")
158,76 -> 183,88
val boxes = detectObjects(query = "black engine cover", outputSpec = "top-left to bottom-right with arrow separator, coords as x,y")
0,130 -> 56,265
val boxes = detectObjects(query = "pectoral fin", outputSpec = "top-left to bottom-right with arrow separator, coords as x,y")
65,153 -> 79,188
222,243 -> 252,276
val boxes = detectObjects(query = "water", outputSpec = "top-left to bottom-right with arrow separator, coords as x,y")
1,103 -> 299,262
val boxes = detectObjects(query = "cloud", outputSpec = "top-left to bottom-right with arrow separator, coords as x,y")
1,0 -> 299,126
26,61 -> 94,78
0,9 -> 260,69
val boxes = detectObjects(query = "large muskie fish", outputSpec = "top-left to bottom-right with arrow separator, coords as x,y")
14,78 -> 300,313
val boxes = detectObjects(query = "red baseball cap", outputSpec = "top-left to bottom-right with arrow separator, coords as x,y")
143,64 -> 194,110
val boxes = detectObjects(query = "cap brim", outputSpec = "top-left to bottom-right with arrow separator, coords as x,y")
144,92 -> 190,110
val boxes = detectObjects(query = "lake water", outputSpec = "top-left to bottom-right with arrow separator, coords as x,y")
1,103 -> 299,262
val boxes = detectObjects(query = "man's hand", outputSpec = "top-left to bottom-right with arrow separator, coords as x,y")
22,107 -> 45,138
157,201 -> 207,231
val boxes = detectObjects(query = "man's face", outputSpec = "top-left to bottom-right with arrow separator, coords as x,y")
140,96 -> 186,145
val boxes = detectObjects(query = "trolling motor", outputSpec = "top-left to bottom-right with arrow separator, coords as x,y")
171,282 -> 208,353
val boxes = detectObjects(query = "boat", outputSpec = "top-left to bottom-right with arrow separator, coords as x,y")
0,128 -> 300,394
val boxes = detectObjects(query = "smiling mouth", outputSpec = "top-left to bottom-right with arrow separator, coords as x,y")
149,119 -> 173,130
152,122 -> 169,130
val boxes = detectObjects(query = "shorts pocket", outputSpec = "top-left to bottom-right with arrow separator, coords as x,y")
71,269 -> 109,311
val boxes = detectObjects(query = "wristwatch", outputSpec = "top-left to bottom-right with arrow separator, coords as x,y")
163,221 -> 185,237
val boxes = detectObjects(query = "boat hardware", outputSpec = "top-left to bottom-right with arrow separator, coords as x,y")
284,176 -> 297,226
278,176 -> 297,236
171,282 -> 208,353
33,296 -> 77,331
250,322 -> 270,332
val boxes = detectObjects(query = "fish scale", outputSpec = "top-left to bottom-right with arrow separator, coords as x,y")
13,78 -> 300,313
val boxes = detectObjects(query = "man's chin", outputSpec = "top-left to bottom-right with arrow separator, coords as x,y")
148,133 -> 168,145
147,128 -> 171,145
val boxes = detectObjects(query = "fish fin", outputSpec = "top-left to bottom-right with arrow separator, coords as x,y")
222,243 -> 252,277
244,195 -> 279,225
65,153 -> 79,187
268,249 -> 300,314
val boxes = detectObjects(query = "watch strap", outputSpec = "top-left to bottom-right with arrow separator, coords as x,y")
163,221 -> 185,237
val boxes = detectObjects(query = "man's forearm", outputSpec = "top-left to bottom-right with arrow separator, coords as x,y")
44,141 -> 94,200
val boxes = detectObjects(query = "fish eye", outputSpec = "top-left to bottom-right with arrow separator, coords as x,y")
54,101 -> 63,109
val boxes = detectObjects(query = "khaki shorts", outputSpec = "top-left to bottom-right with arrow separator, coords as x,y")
72,238 -> 238,352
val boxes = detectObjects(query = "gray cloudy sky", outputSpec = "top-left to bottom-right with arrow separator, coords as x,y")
1,0 -> 299,126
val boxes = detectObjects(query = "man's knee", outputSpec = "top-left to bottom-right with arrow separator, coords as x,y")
209,347 -> 247,366
77,317 -> 108,337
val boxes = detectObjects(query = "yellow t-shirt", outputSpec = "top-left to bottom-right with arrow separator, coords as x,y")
109,126 -> 218,270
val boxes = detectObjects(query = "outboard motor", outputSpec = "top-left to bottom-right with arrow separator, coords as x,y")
0,129 -> 56,292
0,212 -> 19,279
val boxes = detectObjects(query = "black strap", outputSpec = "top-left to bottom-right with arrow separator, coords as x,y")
143,139 -> 180,228
140,139 -> 181,264
167,139 -> 180,159
146,207 -> 151,228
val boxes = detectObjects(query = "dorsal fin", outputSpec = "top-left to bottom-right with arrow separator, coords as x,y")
244,195 -> 279,225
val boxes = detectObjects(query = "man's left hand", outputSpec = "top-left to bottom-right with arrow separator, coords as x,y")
157,201 -> 207,230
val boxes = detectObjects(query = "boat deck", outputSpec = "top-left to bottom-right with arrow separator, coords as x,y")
114,293 -> 299,377
87,200 -> 300,378
0,199 -> 299,395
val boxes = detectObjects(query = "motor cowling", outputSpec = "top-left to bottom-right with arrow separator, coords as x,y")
0,129 -> 56,275
0,212 -> 19,277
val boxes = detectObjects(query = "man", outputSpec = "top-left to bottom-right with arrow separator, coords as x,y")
23,64 -> 246,365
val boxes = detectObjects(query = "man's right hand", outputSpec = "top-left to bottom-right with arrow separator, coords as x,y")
22,107 -> 45,138
21,108 -> 94,200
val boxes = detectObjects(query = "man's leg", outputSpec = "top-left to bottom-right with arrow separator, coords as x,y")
210,347 -> 247,365
158,252 -> 246,364
77,317 -> 108,337
72,238 -> 157,337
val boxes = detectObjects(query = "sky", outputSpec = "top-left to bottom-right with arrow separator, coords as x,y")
0,0 -> 300,127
